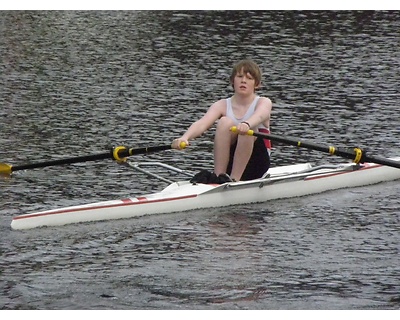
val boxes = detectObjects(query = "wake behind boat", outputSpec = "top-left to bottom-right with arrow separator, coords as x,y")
11,157 -> 400,230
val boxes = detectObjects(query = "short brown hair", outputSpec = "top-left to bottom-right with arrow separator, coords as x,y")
230,59 -> 262,88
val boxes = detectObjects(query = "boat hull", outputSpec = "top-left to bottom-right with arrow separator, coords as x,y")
11,159 -> 400,230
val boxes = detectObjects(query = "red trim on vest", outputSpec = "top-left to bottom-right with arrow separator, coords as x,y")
259,128 -> 272,149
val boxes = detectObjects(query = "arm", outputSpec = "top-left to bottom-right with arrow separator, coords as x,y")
172,100 -> 225,149
236,97 -> 272,134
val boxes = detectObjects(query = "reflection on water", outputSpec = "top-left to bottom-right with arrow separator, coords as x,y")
1,11 -> 400,309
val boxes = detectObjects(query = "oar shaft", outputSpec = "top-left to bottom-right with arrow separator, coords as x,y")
361,155 -> 400,169
11,152 -> 111,171
245,129 -> 400,169
126,145 -> 173,156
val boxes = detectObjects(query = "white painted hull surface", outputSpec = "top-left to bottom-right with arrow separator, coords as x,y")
11,158 -> 400,230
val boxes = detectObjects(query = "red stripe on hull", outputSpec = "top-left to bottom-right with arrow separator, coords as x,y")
13,194 -> 198,221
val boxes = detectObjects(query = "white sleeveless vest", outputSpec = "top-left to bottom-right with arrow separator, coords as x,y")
226,96 -> 269,131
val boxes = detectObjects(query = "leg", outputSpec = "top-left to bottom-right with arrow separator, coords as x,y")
240,137 -> 270,180
230,134 -> 256,181
213,117 -> 236,175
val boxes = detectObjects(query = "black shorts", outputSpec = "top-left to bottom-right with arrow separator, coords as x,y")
226,136 -> 271,181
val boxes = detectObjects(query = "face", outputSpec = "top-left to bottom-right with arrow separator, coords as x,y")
233,68 -> 258,94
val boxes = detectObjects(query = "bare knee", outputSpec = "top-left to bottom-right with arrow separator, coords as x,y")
215,117 -> 237,143
216,116 -> 235,131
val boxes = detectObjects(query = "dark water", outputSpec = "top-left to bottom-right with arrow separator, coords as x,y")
1,11 -> 400,310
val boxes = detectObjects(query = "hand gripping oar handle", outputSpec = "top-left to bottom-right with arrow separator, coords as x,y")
0,142 -> 187,175
230,126 -> 400,169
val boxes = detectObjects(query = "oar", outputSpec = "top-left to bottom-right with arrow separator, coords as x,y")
0,143 -> 185,175
230,127 -> 400,169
